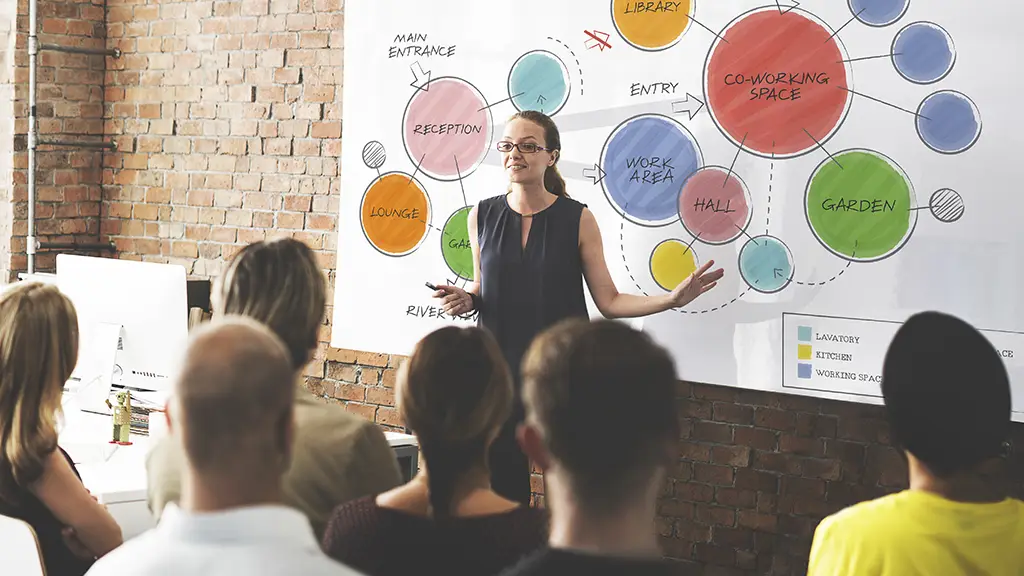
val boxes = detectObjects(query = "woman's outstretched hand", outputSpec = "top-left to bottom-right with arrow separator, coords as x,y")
668,260 -> 725,308
431,283 -> 474,317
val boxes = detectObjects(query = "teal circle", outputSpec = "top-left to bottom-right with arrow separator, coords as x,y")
739,235 -> 794,293
508,50 -> 570,115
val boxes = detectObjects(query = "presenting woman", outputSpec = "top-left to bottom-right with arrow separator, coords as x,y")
432,110 -> 724,505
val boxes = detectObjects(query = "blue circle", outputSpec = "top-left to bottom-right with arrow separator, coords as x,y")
892,22 -> 955,84
508,51 -> 569,115
849,0 -> 909,27
916,91 -> 981,154
600,115 -> 702,226
739,235 -> 793,293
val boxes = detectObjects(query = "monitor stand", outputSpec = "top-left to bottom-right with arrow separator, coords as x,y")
59,322 -> 125,465
73,321 -> 124,417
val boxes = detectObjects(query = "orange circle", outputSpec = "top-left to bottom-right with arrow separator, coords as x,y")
360,172 -> 430,256
612,0 -> 694,51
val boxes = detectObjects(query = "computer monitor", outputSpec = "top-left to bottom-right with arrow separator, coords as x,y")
56,255 -> 189,402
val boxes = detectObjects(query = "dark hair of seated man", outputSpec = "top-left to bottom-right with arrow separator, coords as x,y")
808,311 -> 1024,576
501,318 -> 683,576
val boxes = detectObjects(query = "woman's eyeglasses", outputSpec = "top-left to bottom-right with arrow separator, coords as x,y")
496,141 -> 552,154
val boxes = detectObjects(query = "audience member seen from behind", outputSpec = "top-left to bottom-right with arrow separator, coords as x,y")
146,238 -> 402,538
0,282 -> 122,576
501,319 -> 681,576
808,311 -> 1024,575
322,326 -> 548,576
86,318 -> 361,575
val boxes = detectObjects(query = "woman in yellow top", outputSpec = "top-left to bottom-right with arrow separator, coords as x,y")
808,311 -> 1024,575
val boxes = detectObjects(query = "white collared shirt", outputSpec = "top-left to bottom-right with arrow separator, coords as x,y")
85,503 -> 363,576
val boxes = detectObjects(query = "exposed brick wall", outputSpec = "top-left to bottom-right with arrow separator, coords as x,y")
11,0 -> 107,276
96,0 -> 395,425
652,382 -> 1024,574
0,0 -> 16,280
5,0 -> 1022,574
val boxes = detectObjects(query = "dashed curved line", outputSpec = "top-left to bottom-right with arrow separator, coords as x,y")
793,263 -> 851,286
766,148 -> 775,235
794,246 -> 857,286
619,211 -> 650,297
418,218 -> 446,236
546,36 -> 584,96
619,202 -> 747,314
677,288 -> 749,315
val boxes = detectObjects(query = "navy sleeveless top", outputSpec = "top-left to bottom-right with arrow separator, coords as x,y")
0,447 -> 94,576
476,194 -> 589,390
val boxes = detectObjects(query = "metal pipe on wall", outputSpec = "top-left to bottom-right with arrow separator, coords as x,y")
37,242 -> 116,251
37,139 -> 117,149
38,43 -> 119,57
26,0 -> 37,274
24,0 -> 118,275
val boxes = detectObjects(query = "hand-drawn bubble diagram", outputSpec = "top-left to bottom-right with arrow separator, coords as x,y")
356,38 -> 586,286
598,1 -> 978,302
357,4 -> 979,306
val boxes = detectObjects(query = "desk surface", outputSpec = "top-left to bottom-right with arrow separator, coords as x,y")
61,407 -> 417,500
58,396 -> 419,540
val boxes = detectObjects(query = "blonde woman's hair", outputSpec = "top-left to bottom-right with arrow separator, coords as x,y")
397,326 -> 513,518
212,238 -> 327,370
0,282 -> 79,505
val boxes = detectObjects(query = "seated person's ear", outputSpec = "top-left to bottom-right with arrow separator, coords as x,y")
516,422 -> 550,472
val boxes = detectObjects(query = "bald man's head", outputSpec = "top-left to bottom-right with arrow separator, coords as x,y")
171,316 -> 296,476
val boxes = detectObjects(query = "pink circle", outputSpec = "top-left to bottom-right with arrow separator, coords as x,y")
678,167 -> 752,245
403,77 -> 492,181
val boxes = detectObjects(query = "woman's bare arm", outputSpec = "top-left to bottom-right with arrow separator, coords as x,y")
580,208 -> 723,318
30,450 -> 123,557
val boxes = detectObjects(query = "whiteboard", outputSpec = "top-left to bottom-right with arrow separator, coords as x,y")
333,0 -> 1024,421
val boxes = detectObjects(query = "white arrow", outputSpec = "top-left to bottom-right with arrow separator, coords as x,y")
582,163 -> 606,185
775,0 -> 800,14
671,93 -> 706,121
410,61 -> 431,92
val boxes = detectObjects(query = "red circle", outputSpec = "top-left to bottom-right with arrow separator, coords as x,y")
705,8 -> 852,157
678,167 -> 751,245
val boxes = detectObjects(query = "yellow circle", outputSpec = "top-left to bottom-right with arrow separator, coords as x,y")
612,0 -> 694,51
650,239 -> 698,291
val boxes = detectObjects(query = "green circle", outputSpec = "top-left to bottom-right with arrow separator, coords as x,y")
441,206 -> 474,280
805,149 -> 916,261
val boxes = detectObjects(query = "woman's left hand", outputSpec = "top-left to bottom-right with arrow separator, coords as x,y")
669,259 -> 725,308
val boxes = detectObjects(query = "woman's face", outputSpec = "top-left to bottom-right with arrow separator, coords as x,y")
500,118 -> 554,186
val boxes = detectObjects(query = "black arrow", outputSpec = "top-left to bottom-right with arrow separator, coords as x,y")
409,61 -> 431,92
774,268 -> 785,279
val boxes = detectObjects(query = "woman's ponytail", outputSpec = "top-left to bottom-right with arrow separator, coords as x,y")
544,164 -> 568,198
420,439 -> 480,519
397,327 -> 513,522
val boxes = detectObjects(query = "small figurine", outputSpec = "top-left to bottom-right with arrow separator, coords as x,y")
105,390 -> 133,445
